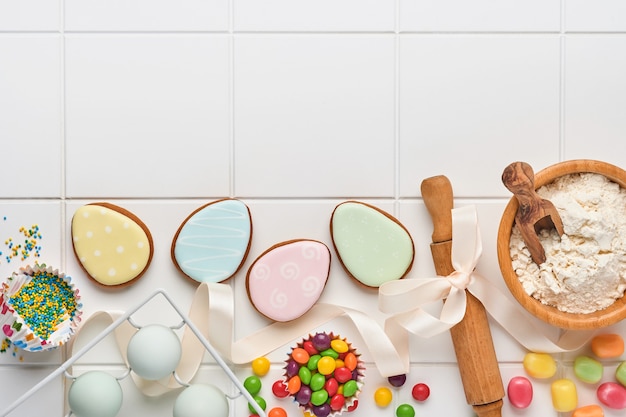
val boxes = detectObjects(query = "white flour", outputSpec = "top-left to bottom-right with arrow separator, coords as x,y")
509,173 -> 626,314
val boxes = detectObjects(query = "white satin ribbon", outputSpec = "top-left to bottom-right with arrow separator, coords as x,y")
379,205 -> 595,354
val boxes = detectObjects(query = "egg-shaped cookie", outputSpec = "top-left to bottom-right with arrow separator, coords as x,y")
71,203 -> 153,287
331,201 -> 414,287
171,199 -> 252,284
246,239 -> 330,322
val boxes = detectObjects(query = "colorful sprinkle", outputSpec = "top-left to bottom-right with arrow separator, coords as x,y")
9,270 -> 77,340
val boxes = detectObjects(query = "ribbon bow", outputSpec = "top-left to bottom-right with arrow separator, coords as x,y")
378,205 -> 595,356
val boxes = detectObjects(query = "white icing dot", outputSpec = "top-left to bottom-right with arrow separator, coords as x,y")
116,246 -> 124,253
94,250 -> 101,257
123,222 -> 129,229
79,257 -> 86,262
82,211 -> 89,218
86,231 -> 93,238
137,241 -> 144,249
100,208 -> 107,215
73,236 -> 79,242
108,268 -> 116,277
104,225 -> 112,234
130,263 -> 138,271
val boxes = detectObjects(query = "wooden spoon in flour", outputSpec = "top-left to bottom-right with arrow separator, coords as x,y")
502,161 -> 565,265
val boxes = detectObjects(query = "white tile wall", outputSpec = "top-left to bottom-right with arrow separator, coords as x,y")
2,1 -> 626,416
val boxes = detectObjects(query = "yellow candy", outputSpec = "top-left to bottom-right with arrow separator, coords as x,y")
374,387 -> 393,407
523,352 -> 557,379
317,356 -> 336,375
551,379 -> 577,412
252,357 -> 270,376
331,339 -> 349,353
335,359 -> 345,368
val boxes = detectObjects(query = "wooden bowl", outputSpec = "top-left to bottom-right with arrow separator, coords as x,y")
497,159 -> 626,330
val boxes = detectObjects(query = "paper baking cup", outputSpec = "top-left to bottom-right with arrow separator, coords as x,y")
284,333 -> 364,417
0,264 -> 82,352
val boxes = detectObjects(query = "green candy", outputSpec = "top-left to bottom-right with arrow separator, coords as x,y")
307,354 -> 321,371
343,380 -> 358,397
616,361 -> 626,386
310,373 -> 326,391
311,389 -> 329,406
299,366 -> 312,385
574,356 -> 603,384
244,375 -> 262,395
248,395 -> 266,413
320,348 -> 339,359
396,403 -> 416,417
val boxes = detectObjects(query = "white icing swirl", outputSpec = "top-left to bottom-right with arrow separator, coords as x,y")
269,289 -> 288,309
301,276 -> 322,298
252,263 -> 271,281
280,262 -> 299,280
301,242 -> 322,260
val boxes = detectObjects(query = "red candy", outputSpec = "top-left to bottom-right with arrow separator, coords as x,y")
347,399 -> 359,411
303,340 -> 318,356
597,382 -> 626,409
411,383 -> 430,402
272,380 -> 289,398
325,378 -> 339,397
507,376 -> 533,409
334,367 -> 352,383
330,394 -> 346,411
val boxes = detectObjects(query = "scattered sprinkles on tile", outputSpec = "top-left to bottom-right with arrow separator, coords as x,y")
3,223 -> 43,263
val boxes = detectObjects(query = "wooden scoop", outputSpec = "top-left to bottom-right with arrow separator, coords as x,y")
421,175 -> 504,417
502,161 -> 564,265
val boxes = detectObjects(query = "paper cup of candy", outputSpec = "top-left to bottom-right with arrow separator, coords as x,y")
284,332 -> 364,417
497,160 -> 626,330
0,264 -> 82,351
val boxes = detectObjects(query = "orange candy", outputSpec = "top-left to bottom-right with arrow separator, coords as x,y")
291,347 -> 310,364
591,334 -> 624,359
572,404 -> 604,417
287,375 -> 301,394
267,407 -> 288,417
344,352 -> 358,371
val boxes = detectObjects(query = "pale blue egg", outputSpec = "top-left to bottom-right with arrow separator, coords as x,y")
173,384 -> 229,417
68,371 -> 123,417
127,324 -> 182,380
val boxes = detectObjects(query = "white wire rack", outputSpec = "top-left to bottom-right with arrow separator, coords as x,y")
0,288 -> 267,417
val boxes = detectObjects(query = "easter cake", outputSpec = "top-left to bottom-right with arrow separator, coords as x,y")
71,203 -> 153,287
171,198 -> 252,284
246,239 -> 331,322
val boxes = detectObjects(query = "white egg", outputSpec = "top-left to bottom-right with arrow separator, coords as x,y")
173,384 -> 229,417
127,324 -> 182,380
68,371 -> 123,417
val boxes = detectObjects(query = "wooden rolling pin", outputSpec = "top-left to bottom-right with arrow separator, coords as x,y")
421,175 -> 504,417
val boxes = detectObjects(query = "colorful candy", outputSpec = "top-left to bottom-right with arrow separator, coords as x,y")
571,404 -> 604,417
285,333 -> 361,415
597,382 -> 626,409
411,383 -> 430,402
247,395 -> 266,413
252,357 -> 270,376
591,333 -> 624,359
616,361 -> 626,386
574,356 -> 603,384
507,376 -> 533,409
523,352 -> 557,379
551,379 -> 577,412
267,407 -> 287,417
395,403 -> 416,417
388,374 -> 407,387
374,387 -> 393,407
271,380 -> 289,398
244,375 -> 262,395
